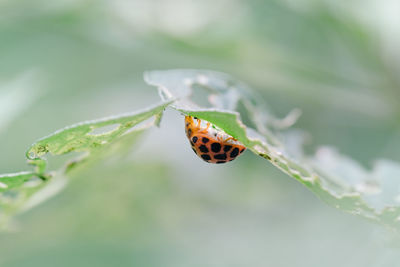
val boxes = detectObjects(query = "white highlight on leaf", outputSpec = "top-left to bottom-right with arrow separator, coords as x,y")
183,78 -> 193,87
197,74 -> 209,85
271,108 -> 302,129
122,116 -> 158,135
355,181 -> 382,195
88,123 -> 121,136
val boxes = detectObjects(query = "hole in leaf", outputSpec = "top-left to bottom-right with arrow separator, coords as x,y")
236,99 -> 258,130
45,151 -> 88,171
123,117 -> 156,136
28,151 -> 37,159
88,123 -> 121,136
23,177 -> 43,188
190,83 -> 214,108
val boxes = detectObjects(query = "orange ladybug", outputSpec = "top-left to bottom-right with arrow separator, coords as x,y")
185,116 -> 246,164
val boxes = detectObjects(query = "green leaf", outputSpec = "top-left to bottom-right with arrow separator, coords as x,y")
0,101 -> 173,227
0,172 -> 37,193
26,101 -> 172,159
144,69 -> 400,231
0,171 -> 48,227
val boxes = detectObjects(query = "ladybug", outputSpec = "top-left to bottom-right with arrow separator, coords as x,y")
184,116 -> 246,164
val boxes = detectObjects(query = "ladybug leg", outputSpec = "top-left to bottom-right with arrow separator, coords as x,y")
196,119 -> 201,128
224,137 -> 236,142
199,122 -> 211,134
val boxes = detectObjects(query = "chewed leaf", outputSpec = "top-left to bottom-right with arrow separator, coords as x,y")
26,101 -> 172,159
0,171 -> 49,227
311,148 -> 400,216
0,101 -> 174,227
144,69 -> 281,132
145,69 -> 400,231
0,172 -> 38,193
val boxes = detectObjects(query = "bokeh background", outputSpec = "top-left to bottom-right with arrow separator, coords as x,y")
1,0 -> 400,266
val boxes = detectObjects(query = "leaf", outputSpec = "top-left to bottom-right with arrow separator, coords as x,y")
26,101 -> 172,159
0,101 -> 173,227
0,172 -> 37,193
0,171 -> 48,227
144,69 -> 400,231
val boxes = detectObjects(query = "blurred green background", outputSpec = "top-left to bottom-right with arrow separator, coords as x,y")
0,0 -> 400,266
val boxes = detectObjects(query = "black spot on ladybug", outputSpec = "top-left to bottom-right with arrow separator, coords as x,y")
240,148 -> 245,153
211,143 -> 221,153
214,153 -> 227,160
230,148 -> 239,158
202,137 -> 209,143
223,145 -> 232,152
192,136 -> 198,143
216,161 -> 226,164
201,154 -> 211,161
199,145 -> 209,153
188,129 -> 192,136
